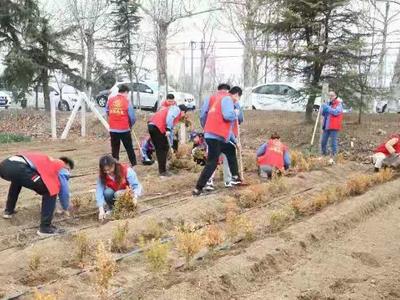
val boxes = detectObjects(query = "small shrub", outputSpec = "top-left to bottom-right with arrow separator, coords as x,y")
95,241 -> 117,300
111,221 -> 129,253
29,254 -> 41,272
199,208 -> 220,225
312,193 -> 329,211
142,218 -> 164,240
169,157 -> 197,171
205,225 -> 224,249
33,290 -> 56,300
0,133 -> 31,144
140,237 -> 170,273
175,144 -> 192,159
226,214 -> 255,241
71,196 -> 82,212
372,168 -> 394,184
113,188 -> 137,220
175,226 -> 204,267
224,196 -> 240,220
236,184 -> 265,208
74,232 -> 90,267
267,176 -> 288,196
269,208 -> 295,232
290,196 -> 306,216
290,150 -> 310,172
345,174 -> 371,196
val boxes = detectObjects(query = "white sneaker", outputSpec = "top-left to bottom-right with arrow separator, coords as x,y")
224,182 -> 233,188
329,158 -> 335,165
204,184 -> 215,191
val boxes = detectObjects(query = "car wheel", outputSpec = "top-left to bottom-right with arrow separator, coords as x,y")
97,96 -> 107,107
152,102 -> 158,112
58,101 -> 70,111
382,104 -> 387,113
313,105 -> 320,112
252,105 -> 256,110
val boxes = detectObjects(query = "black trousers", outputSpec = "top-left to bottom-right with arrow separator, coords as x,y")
0,159 -> 56,228
148,124 -> 169,174
110,131 -> 137,166
196,138 -> 239,190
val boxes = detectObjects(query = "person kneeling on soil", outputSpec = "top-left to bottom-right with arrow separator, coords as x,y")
96,155 -> 143,221
256,132 -> 291,179
140,135 -> 155,165
0,152 -> 74,236
373,134 -> 400,172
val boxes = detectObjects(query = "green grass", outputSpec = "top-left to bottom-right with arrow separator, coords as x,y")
0,133 -> 31,144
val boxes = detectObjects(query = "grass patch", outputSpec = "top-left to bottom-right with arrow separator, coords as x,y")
0,133 -> 31,144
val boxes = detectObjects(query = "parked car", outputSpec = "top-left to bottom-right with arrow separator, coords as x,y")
27,83 -> 84,111
108,81 -> 195,111
374,98 -> 400,113
0,90 -> 13,109
241,82 -> 322,111
95,89 -> 110,107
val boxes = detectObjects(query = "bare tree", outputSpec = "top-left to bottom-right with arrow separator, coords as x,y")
67,0 -> 112,95
140,0 -> 218,96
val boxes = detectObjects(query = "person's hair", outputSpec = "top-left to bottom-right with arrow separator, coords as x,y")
59,156 -> 74,170
167,93 -> 175,100
99,155 -> 123,186
270,132 -> 280,140
229,86 -> 243,97
118,84 -> 130,93
217,83 -> 230,91
178,104 -> 189,112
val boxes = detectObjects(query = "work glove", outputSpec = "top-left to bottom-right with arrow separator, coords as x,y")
132,196 -> 138,207
98,206 -> 106,221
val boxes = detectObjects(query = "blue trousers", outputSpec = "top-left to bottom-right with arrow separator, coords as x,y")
321,130 -> 339,156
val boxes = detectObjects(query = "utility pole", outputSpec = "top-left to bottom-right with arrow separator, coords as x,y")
190,41 -> 195,95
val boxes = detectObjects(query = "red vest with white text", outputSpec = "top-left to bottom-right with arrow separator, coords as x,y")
108,94 -> 130,131
150,106 -> 183,134
20,152 -> 65,196
374,134 -> 400,155
104,164 -> 129,191
257,139 -> 288,170
204,91 -> 231,140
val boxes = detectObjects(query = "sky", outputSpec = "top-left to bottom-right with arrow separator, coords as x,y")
1,0 -> 399,89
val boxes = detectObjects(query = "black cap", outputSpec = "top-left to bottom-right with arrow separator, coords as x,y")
178,104 -> 188,112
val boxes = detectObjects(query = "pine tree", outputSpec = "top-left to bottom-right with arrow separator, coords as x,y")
112,0 -> 141,106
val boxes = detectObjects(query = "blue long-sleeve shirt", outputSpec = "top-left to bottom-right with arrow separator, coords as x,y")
256,143 -> 291,169
200,96 -> 211,128
165,105 -> 181,144
322,100 -> 343,130
106,93 -> 136,132
95,167 -> 143,208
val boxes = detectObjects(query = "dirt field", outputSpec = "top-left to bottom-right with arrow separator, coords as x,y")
0,110 -> 399,300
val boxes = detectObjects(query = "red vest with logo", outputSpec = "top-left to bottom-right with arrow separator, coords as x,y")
204,91 -> 231,139
20,152 -> 65,196
150,106 -> 183,134
104,164 -> 129,191
161,99 -> 177,108
257,139 -> 288,170
108,94 -> 130,131
374,134 -> 400,155
326,99 -> 343,130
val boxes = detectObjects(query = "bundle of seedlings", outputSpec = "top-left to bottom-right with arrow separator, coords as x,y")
113,188 -> 137,220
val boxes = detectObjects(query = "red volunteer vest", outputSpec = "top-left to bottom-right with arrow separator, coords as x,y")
327,99 -> 343,131
257,139 -> 288,170
374,134 -> 400,155
204,91 -> 231,139
160,99 -> 177,108
150,106 -> 183,134
104,164 -> 129,191
20,152 -> 65,196
108,94 -> 130,131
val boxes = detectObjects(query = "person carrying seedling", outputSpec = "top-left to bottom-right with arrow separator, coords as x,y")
159,93 -> 177,109
193,85 -> 243,196
0,152 -> 74,236
140,135 -> 155,165
373,134 -> 400,171
148,102 -> 190,177
106,84 -> 137,166
96,155 -> 142,221
321,90 -> 343,163
256,132 -> 291,179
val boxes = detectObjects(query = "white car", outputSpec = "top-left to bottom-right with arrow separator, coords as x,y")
0,90 -> 12,109
242,82 -> 322,111
109,81 -> 195,111
27,83 -> 84,111
374,98 -> 400,113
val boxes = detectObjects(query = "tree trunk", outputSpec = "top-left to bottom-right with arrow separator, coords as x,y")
378,1 -> 389,88
274,34 -> 280,81
42,68 -> 50,111
358,86 -> 363,125
80,36 -> 86,79
390,43 -> 400,103
35,84 -> 39,110
305,64 -> 323,123
199,40 -> 206,104
156,22 -> 168,88
86,30 -> 95,93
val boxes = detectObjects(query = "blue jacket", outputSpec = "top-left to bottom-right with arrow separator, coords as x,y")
95,167 -> 143,208
322,100 -> 343,131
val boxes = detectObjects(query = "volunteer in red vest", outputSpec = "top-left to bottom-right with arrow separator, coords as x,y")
96,155 -> 142,220
148,100 -> 189,177
159,93 -> 177,109
106,84 -> 137,166
321,91 -> 343,160
193,86 -> 243,196
373,134 -> 400,172
0,152 -> 74,236
256,132 -> 291,179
